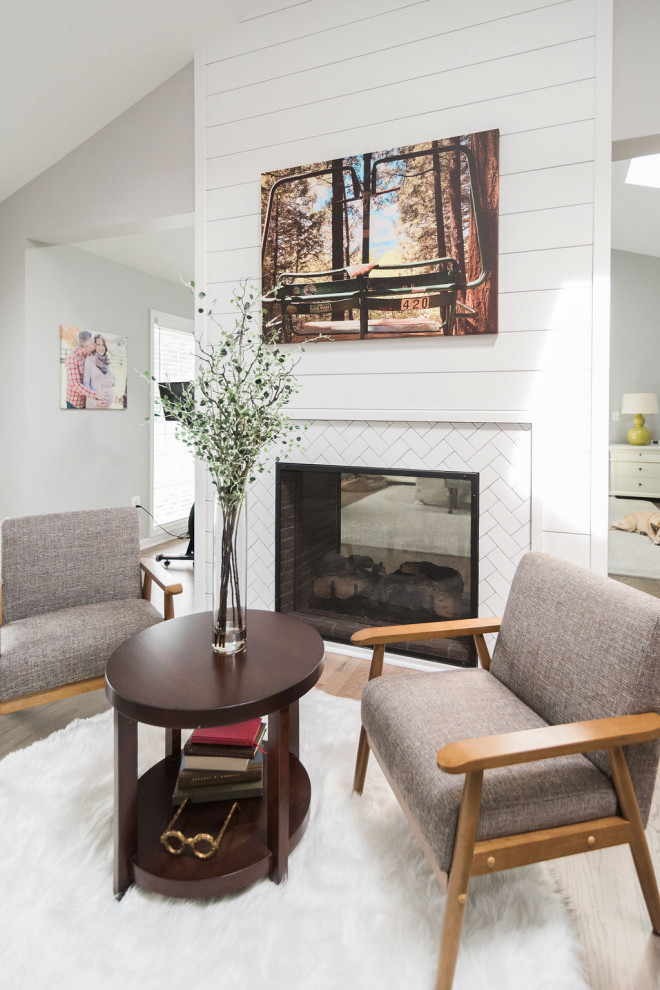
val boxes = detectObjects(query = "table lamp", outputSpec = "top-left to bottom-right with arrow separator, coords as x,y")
621,392 -> 659,445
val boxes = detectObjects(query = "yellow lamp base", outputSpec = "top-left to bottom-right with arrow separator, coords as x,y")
628,413 -> 651,446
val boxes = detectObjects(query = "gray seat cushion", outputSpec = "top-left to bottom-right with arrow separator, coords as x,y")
362,668 -> 619,874
0,598 -> 162,701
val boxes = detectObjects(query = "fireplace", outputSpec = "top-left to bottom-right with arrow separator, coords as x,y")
275,463 -> 479,666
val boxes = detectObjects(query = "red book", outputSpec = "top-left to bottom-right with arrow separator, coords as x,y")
190,718 -> 264,748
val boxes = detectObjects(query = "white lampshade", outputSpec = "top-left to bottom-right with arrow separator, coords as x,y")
621,392 -> 659,415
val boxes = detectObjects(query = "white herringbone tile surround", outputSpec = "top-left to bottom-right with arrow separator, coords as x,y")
242,420 -> 532,620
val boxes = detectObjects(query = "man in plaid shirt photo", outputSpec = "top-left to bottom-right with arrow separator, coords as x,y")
65,329 -> 110,409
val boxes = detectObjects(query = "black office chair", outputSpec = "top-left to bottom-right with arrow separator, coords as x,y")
155,503 -> 194,567
155,381 -> 195,568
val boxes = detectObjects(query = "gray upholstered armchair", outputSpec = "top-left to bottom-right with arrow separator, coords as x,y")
353,551 -> 660,990
0,507 -> 182,716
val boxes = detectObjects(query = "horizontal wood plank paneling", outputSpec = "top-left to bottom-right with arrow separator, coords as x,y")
206,246 -> 259,285
498,286 -> 592,331
206,181 -> 259,220
207,0 -> 570,64
206,39 -> 595,157
289,370 -> 543,410
209,1 -> 570,95
500,161 -> 594,212
499,245 -> 592,293
206,2 -> 595,126
499,203 -> 593,253
500,119 -> 595,174
259,328 -> 592,376
206,0 -> 429,62
206,79 -> 595,189
198,0 -> 603,586
207,214 -> 259,253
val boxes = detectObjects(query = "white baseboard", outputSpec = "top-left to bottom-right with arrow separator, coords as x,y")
140,515 -> 189,551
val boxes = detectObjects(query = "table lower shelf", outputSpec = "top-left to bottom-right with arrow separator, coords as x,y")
132,752 -> 311,899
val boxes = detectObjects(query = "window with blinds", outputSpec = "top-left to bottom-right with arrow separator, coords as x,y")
152,315 -> 195,528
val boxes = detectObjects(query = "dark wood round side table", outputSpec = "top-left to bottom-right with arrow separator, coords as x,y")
105,609 -> 324,900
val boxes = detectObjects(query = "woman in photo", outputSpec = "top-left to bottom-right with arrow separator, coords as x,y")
83,333 -> 116,409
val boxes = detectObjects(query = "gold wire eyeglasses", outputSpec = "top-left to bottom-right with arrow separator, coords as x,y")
160,798 -> 239,859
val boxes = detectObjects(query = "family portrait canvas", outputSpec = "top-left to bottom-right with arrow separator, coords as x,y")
60,326 -> 128,410
261,129 -> 499,343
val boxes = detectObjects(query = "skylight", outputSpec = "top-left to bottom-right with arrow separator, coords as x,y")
625,154 -> 660,188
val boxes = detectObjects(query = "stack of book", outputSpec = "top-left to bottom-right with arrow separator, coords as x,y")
172,717 -> 267,805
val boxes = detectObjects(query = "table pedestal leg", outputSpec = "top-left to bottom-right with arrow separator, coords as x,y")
289,700 -> 299,759
114,710 -> 138,900
267,707 -> 290,883
165,728 -> 181,760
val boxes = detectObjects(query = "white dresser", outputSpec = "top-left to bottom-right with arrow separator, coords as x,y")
609,443 -> 660,498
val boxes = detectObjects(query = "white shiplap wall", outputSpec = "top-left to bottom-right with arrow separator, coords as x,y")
194,0 -> 611,609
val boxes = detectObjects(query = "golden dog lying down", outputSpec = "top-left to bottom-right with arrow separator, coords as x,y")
610,510 -> 660,545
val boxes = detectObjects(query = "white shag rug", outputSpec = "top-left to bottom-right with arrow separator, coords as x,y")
0,689 -> 589,990
609,496 -> 660,579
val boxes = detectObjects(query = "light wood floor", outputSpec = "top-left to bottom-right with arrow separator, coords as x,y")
610,573 -> 660,599
2,548 -> 659,990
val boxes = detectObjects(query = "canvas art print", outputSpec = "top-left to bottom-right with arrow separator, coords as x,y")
261,129 -> 499,343
60,325 -> 128,410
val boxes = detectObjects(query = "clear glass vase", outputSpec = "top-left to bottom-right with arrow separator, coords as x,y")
213,499 -> 247,654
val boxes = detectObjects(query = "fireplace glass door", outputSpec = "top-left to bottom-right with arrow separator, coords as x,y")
276,465 -> 478,665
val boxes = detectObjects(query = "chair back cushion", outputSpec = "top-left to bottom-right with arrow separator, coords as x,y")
1,508 -> 143,623
491,551 -> 660,824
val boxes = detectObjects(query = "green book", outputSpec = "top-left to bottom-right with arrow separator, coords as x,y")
176,751 -> 263,789
172,775 -> 264,805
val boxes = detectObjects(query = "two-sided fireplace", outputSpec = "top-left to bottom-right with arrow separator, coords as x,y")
275,464 -> 479,665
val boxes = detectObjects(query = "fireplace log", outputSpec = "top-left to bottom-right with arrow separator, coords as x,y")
394,561 -> 464,595
313,575 -> 373,599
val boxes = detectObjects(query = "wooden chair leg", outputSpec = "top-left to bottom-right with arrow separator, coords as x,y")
353,644 -> 385,795
435,771 -> 483,990
609,746 -> 660,933
353,726 -> 371,794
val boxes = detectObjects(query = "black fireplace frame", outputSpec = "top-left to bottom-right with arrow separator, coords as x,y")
275,462 -> 480,666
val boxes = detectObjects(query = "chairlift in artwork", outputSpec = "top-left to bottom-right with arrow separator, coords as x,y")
261,131 -> 499,341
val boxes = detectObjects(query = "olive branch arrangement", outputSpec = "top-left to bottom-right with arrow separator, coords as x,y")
147,280 -> 305,648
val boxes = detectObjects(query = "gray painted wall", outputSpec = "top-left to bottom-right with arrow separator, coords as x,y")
613,0 -> 660,146
610,249 -> 660,444
0,64 -> 193,524
24,244 -> 192,535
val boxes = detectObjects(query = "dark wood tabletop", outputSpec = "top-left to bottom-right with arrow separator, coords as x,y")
105,609 -> 325,728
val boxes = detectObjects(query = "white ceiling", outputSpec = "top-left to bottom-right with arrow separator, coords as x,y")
72,224 -> 195,285
0,0 -> 246,205
611,159 -> 660,259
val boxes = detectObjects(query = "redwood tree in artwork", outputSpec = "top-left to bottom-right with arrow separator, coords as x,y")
443,137 -> 465,292
331,158 -> 346,321
465,129 -> 499,334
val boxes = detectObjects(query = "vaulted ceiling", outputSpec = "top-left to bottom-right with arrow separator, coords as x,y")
0,0 -> 244,205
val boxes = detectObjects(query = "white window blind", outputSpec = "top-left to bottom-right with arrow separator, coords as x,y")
152,319 -> 195,527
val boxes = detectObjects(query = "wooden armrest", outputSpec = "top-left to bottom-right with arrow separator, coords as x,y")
437,712 -> 660,774
351,616 -> 502,647
140,559 -> 183,620
140,558 -> 183,596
